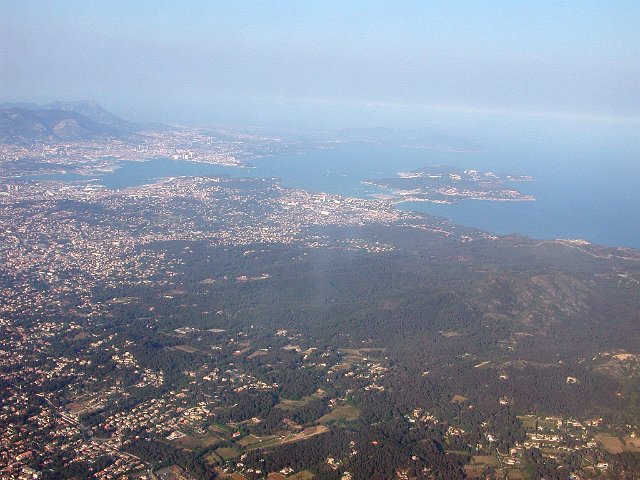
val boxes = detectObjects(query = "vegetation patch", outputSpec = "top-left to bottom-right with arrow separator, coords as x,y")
237,434 -> 280,448
66,402 -> 87,414
471,455 -> 498,466
247,349 -> 269,359
505,469 -> 526,479
318,404 -> 360,423
440,330 -> 461,337
276,390 -> 328,411
288,471 -> 315,480
208,423 -> 231,434
228,474 -> 248,480
172,344 -> 200,353
276,398 -> 308,411
464,465 -> 483,478
451,394 -> 470,404
174,434 -> 221,450
266,473 -> 287,480
518,415 -> 537,430
215,447 -> 241,461
595,435 -> 640,454
204,452 -> 222,465
281,425 -> 329,445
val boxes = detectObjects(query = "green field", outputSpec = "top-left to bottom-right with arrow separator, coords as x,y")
339,348 -> 365,364
471,455 -> 498,466
518,415 -> 537,430
517,415 -> 558,431
464,465 -> 483,478
276,398 -> 308,411
172,344 -> 200,353
237,434 -> 281,448
289,471 -> 315,480
208,423 -> 232,434
205,452 -> 222,465
266,474 -> 288,480
276,390 -> 328,411
244,437 -> 283,451
318,404 -> 360,423
215,447 -> 241,461
505,469 -> 527,479
174,434 -> 221,450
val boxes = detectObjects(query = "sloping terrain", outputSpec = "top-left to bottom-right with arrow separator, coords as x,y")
0,103 -> 135,142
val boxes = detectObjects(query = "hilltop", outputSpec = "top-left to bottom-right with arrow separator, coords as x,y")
0,101 -> 144,143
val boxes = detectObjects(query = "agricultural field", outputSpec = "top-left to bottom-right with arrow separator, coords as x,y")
266,473 -> 287,480
276,390 -> 328,411
237,434 -> 282,450
170,344 -> 200,353
595,434 -> 640,454
174,434 -> 221,450
215,447 -> 241,461
288,471 -> 315,480
204,452 -> 222,465
318,404 -> 360,423
517,415 -> 559,431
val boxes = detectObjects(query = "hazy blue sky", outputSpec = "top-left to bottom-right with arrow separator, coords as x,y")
2,1 -> 639,128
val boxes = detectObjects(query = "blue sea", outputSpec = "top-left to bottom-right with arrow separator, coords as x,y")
32,118 -> 640,249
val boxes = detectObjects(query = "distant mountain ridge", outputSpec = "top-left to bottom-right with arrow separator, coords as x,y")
0,100 -> 148,143
45,100 -> 138,131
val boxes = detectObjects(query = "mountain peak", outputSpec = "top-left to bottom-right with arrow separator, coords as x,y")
44,100 -> 135,130
0,102 -> 135,143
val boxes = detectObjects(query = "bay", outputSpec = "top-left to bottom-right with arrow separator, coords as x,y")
33,121 -> 640,249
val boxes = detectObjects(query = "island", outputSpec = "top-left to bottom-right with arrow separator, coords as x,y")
365,165 -> 535,204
